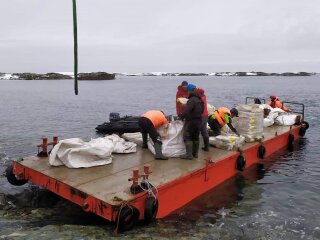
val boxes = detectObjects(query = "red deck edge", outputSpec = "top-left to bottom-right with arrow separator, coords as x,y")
12,126 -> 301,222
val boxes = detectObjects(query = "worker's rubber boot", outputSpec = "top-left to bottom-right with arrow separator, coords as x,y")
180,141 -> 193,160
192,141 -> 200,158
202,137 -> 210,151
154,142 -> 168,160
142,133 -> 148,148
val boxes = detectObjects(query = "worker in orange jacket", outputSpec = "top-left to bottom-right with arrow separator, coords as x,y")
138,110 -> 168,160
267,96 -> 290,111
208,107 -> 240,136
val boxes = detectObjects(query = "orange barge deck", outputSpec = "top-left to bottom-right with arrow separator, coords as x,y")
9,125 -> 303,230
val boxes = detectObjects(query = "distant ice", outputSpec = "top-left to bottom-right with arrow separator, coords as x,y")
0,73 -> 19,80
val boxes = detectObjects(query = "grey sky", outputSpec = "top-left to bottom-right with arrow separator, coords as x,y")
1,0 -> 320,73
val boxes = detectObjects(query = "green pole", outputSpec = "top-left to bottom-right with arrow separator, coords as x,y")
72,0 -> 78,95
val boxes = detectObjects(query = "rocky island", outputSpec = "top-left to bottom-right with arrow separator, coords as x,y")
121,71 -> 316,77
0,71 -> 316,80
0,72 -> 115,80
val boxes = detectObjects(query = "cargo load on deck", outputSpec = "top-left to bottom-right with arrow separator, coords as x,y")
235,104 -> 264,142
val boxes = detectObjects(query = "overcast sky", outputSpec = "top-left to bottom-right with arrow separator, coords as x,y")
1,0 -> 320,73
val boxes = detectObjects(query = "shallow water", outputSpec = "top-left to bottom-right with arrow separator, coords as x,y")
0,76 -> 320,239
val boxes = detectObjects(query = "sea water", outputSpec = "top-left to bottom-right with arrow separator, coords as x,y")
0,76 -> 319,239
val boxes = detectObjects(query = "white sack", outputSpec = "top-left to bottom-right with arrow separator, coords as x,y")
209,135 -> 245,151
177,97 -> 188,104
275,114 -> 297,126
49,134 -> 136,168
259,104 -> 272,111
263,118 -> 274,127
122,132 -> 143,144
148,120 -> 186,157
104,134 -> 137,153
49,138 -> 113,168
207,104 -> 216,115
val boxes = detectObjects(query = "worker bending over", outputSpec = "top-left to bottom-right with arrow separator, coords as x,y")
208,107 -> 240,137
138,110 -> 168,160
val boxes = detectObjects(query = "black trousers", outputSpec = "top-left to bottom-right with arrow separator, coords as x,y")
207,117 -> 221,136
138,117 -> 161,143
183,119 -> 201,142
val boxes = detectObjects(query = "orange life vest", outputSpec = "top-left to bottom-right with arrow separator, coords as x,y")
267,98 -> 289,111
142,110 -> 168,128
212,107 -> 231,126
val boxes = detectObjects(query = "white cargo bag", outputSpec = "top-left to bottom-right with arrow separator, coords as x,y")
209,135 -> 245,151
275,114 -> 298,126
105,134 -> 137,153
263,117 -> 274,127
122,132 -> 143,144
148,120 -> 186,157
49,134 -> 136,168
49,138 -> 114,168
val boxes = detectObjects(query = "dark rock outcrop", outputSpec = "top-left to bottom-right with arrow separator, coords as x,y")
78,72 -> 115,80
281,72 -> 312,76
177,73 -> 208,76
13,72 -> 72,80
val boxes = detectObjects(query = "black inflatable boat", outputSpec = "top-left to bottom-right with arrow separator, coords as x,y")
95,113 -> 141,134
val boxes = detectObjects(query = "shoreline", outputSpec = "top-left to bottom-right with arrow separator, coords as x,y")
0,71 -> 317,80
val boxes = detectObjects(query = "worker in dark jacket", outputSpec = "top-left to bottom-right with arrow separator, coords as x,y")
138,110 -> 168,160
208,107 -> 240,136
176,81 -> 189,115
179,84 -> 204,160
196,88 -> 209,151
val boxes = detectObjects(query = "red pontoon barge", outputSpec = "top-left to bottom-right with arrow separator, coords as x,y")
5,101 -> 308,232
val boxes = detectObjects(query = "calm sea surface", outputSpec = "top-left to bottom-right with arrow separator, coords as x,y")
0,76 -> 319,239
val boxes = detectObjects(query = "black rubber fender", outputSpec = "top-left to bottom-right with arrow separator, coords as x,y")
236,154 -> 246,171
5,165 -> 28,186
287,133 -> 295,151
257,163 -> 266,173
117,205 -> 140,232
144,197 -> 158,224
299,127 -> 307,137
302,121 -> 309,130
258,145 -> 266,159
288,133 -> 294,144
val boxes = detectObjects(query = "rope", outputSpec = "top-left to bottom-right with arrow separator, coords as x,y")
139,179 -> 158,201
113,201 -> 131,234
72,0 -> 78,95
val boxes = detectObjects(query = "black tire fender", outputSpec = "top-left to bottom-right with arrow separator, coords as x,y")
144,197 -> 158,224
302,121 -> 309,130
117,205 -> 140,232
236,154 -> 246,171
287,133 -> 295,151
258,145 -> 266,159
288,133 -> 294,144
5,165 -> 28,186
299,127 -> 306,137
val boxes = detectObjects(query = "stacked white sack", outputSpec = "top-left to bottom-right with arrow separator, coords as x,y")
236,104 -> 264,142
